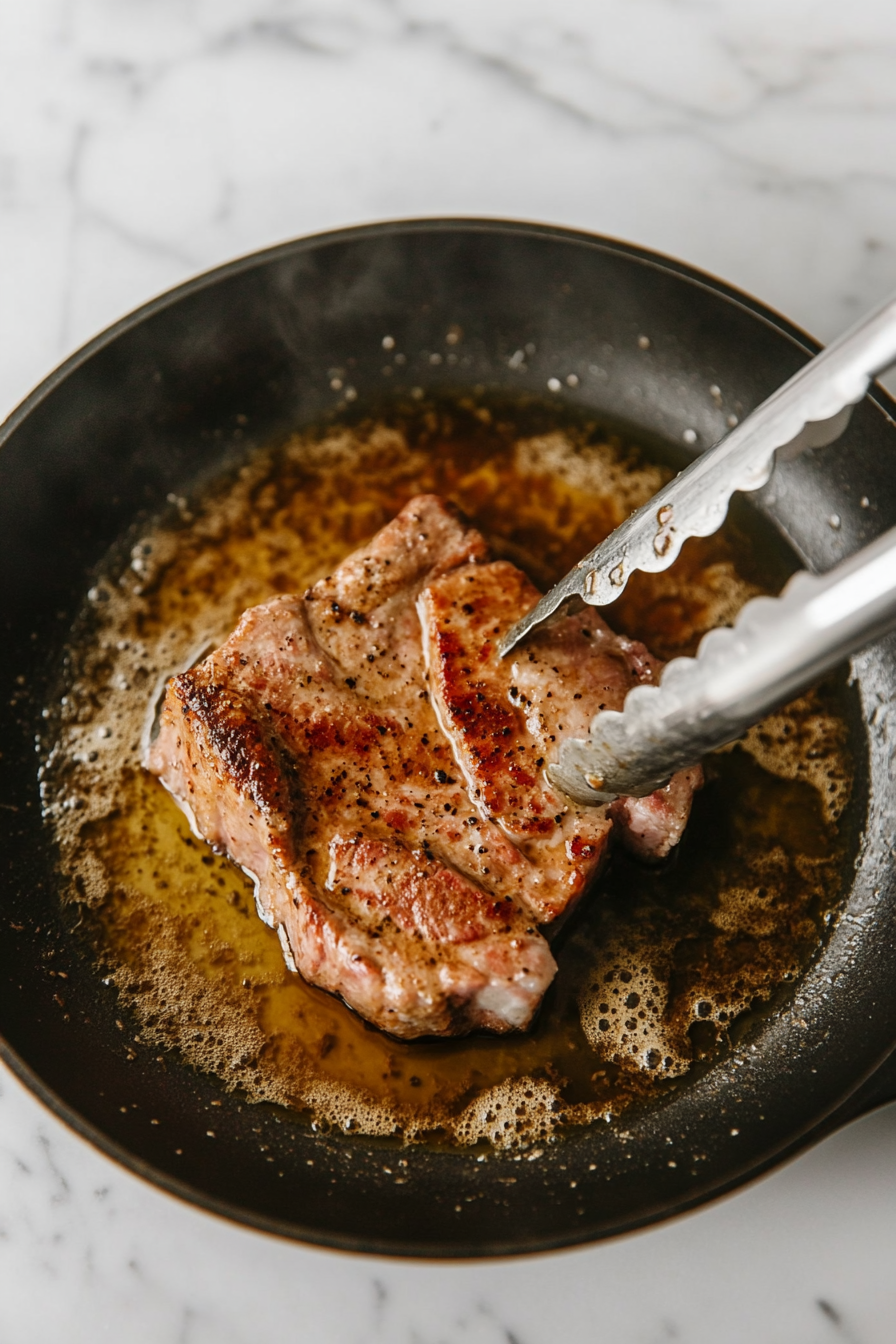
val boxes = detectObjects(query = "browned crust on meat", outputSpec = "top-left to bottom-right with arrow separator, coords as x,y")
420,559 -> 700,919
146,494 -> 699,1039
147,498 -> 559,1038
172,676 -> 299,842
327,836 -> 519,944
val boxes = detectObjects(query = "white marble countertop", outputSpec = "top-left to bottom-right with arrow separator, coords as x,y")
3,1 -> 896,1339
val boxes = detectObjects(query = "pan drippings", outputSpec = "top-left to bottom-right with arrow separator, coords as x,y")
43,407 -> 851,1149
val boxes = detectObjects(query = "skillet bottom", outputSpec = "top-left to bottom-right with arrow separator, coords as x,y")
44,405 -> 852,1171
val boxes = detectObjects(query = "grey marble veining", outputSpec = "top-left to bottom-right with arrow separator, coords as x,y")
3,1 -> 896,1339
1,1065 -> 895,1343
4,0 -> 896,422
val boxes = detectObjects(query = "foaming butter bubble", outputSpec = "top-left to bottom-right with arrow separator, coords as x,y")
575,695 -> 849,1086
579,955 -> 689,1079
718,689 -> 851,825
42,406 -> 853,1147
614,554 -> 762,663
300,1080 -> 403,1139
452,1078 -> 588,1150
514,431 -> 668,521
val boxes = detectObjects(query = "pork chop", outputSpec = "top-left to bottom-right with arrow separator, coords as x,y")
419,559 -> 703,882
147,494 -> 700,1038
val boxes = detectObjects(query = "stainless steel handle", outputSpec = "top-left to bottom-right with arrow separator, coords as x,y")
501,291 -> 896,658
549,525 -> 896,804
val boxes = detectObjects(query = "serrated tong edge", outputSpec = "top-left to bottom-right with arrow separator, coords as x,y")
548,523 -> 896,803
500,291 -> 896,658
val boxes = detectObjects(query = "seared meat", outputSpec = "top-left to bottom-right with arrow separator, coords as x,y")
147,495 -> 700,1038
419,560 -> 702,879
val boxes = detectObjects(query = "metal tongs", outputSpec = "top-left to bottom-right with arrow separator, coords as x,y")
499,292 -> 896,804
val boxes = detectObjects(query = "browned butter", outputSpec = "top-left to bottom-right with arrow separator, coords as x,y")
45,403 -> 852,1149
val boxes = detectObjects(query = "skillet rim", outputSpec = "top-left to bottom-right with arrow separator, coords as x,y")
2,216 -> 896,1258
0,213 -> 856,442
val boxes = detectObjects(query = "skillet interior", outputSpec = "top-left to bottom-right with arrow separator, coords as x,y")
2,220 -> 896,1256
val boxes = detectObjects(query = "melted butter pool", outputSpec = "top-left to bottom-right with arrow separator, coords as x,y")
46,405 -> 852,1148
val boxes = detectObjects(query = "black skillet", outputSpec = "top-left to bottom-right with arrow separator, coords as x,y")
2,219 -> 896,1257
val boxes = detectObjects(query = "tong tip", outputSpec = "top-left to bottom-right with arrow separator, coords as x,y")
498,587 -> 571,657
